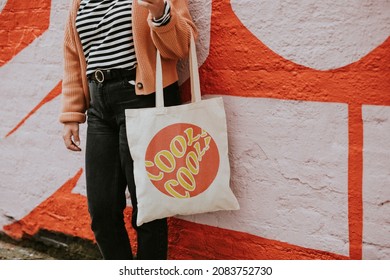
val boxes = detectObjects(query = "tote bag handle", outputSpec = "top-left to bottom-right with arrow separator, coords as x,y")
155,33 -> 201,108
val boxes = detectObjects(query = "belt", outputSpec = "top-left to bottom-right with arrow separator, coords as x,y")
88,68 -> 136,83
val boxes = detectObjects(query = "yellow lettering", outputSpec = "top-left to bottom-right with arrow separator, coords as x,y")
184,128 -> 200,146
170,135 -> 187,158
164,179 -> 190,198
177,167 -> 196,191
203,136 -> 211,151
145,160 -> 164,181
154,150 -> 176,173
186,151 -> 199,175
194,142 -> 205,161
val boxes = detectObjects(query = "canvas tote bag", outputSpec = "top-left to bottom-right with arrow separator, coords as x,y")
125,34 -> 239,226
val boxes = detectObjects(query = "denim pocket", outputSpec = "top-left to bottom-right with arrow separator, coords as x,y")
88,82 -> 106,114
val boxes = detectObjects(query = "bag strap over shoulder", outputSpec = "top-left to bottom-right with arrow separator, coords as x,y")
155,33 -> 201,108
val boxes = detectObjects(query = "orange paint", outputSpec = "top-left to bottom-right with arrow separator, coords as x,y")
3,169 -> 138,254
201,0 -> 390,106
3,169 -> 92,240
0,0 -> 51,66
3,171 -> 348,260
348,105 -> 364,259
5,81 -> 62,138
195,0 -> 390,259
2,0 -> 389,260
168,219 -> 348,260
2,167 -> 350,260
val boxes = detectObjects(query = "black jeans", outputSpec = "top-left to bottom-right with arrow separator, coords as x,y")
85,70 -> 180,260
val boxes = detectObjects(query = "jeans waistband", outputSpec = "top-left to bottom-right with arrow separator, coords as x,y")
87,68 -> 136,84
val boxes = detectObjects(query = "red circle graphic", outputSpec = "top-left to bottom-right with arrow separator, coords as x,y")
145,123 -> 220,198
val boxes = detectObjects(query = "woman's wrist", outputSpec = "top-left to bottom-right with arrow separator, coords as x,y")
152,1 -> 171,26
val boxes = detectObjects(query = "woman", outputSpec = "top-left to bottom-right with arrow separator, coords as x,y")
60,0 -> 197,260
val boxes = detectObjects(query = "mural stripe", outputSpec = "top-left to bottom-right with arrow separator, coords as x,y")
201,0 -> 390,106
5,81 -> 62,138
196,0 -> 390,259
3,169 -> 89,240
348,104 -> 364,259
2,163 -> 349,259
0,0 -> 52,66
1,0 -> 389,260
168,219 -> 348,260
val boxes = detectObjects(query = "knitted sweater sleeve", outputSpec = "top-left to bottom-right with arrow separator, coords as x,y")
148,0 -> 198,60
60,0 -> 87,124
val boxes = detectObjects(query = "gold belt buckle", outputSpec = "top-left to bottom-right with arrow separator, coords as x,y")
94,69 -> 105,83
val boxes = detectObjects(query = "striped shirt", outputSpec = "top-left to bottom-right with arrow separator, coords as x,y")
76,0 -> 137,75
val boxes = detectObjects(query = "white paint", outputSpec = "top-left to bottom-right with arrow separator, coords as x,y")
362,106 -> 390,260
231,0 -> 390,70
0,0 -> 6,12
0,0 -> 389,260
0,0 -> 85,228
0,96 -> 86,226
180,96 -> 349,256
0,0 -> 70,137
0,0 -> 207,227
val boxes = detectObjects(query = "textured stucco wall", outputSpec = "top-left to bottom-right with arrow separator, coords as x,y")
0,0 -> 389,260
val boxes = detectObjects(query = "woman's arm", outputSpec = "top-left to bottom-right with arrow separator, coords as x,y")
140,0 -> 198,59
60,0 -> 87,124
60,0 -> 86,152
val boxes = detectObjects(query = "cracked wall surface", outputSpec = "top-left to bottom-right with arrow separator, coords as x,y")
362,106 -> 390,259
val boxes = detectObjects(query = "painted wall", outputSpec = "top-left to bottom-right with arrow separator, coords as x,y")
0,0 -> 389,260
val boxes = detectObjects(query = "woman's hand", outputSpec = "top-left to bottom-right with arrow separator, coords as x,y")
138,0 -> 166,19
62,122 -> 81,152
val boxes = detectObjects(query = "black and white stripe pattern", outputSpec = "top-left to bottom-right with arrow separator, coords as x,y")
152,1 -> 171,26
76,0 -> 136,75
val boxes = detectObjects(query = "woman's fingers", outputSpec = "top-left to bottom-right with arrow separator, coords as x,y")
62,122 -> 81,152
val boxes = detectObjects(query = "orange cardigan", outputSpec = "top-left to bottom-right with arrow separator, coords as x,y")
60,0 -> 197,124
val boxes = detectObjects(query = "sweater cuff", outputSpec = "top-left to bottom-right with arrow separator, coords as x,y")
59,112 -> 86,124
151,1 -> 171,27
